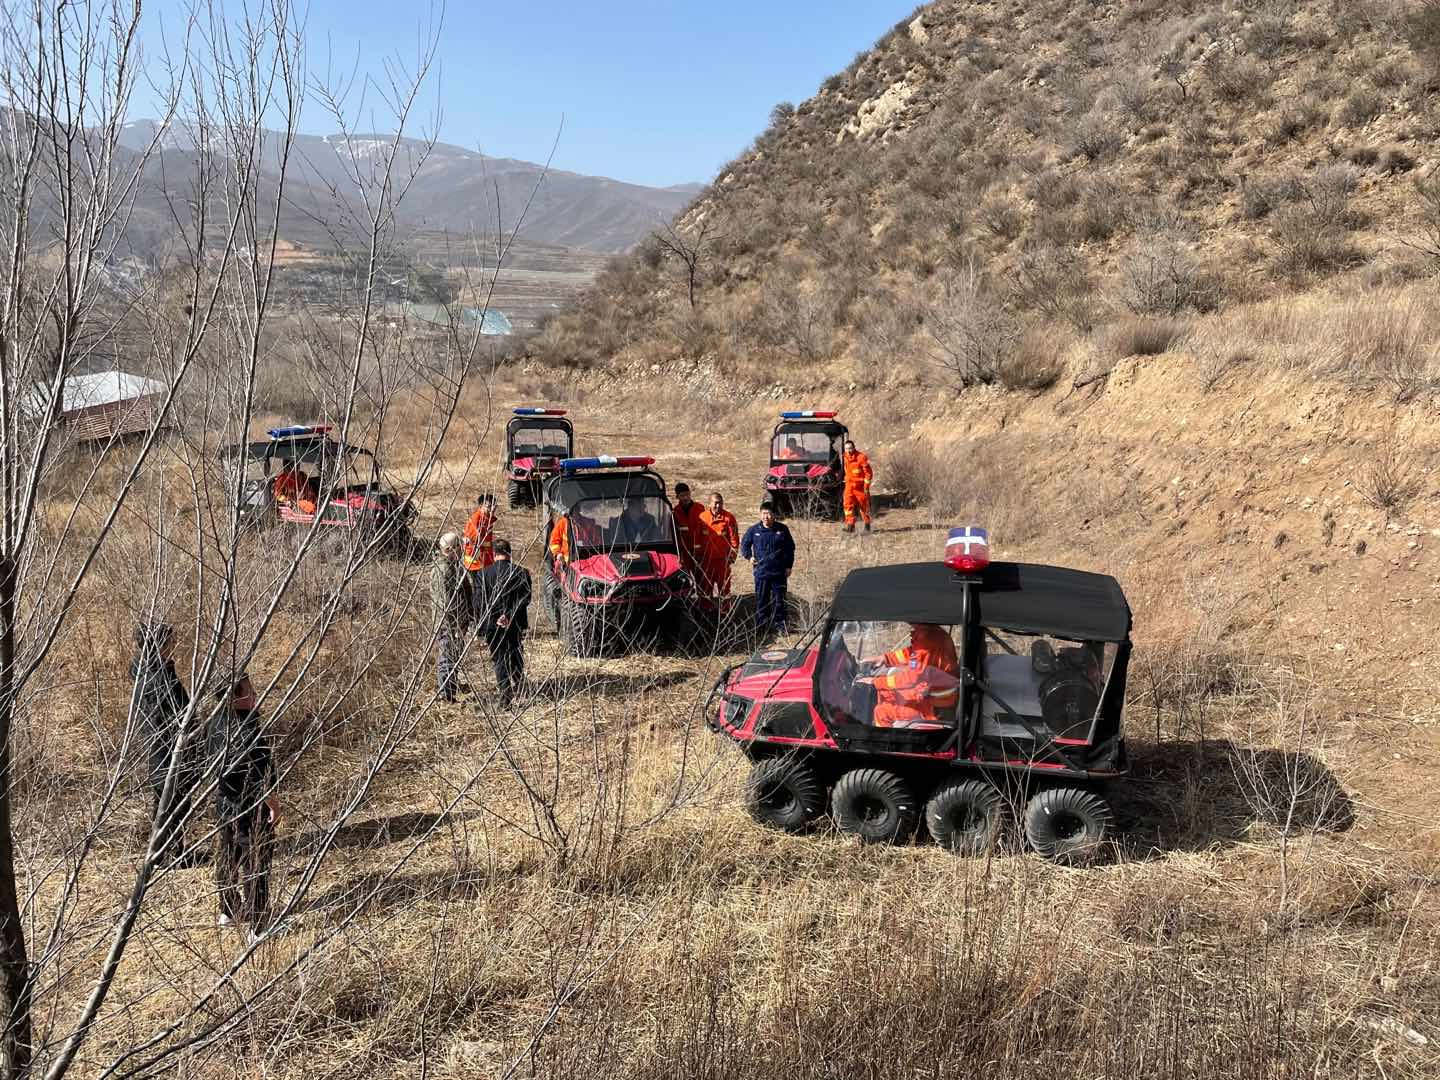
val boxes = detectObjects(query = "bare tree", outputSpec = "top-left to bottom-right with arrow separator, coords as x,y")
651,214 -> 720,310
0,1 -> 547,1075
921,263 -> 1017,388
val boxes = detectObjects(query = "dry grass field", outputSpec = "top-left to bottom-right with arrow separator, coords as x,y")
24,326 -> 1436,1076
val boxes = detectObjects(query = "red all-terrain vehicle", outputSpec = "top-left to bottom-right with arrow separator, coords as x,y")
708,527 -> 1133,863
542,456 -> 698,657
226,425 -> 416,557
763,410 -> 848,518
504,407 -> 574,508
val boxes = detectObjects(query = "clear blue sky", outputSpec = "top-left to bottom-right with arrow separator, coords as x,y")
143,1 -> 922,188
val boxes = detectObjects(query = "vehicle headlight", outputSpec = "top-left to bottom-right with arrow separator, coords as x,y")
577,577 -> 608,599
513,466 -> 529,478
665,571 -> 693,593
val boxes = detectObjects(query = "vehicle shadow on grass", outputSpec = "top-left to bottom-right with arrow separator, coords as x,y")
1111,738 -> 1356,859
286,809 -> 485,856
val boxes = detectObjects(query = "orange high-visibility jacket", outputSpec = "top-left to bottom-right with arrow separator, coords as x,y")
883,626 -> 959,709
463,508 -> 495,572
700,508 -> 740,559
870,663 -> 961,728
673,501 -> 711,565
843,450 -> 873,492
548,516 -> 570,562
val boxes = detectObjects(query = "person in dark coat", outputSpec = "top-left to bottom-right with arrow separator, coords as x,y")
128,622 -> 201,866
740,501 -> 796,636
208,673 -> 279,938
471,538 -> 531,707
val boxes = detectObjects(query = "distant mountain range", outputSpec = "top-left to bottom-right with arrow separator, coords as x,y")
114,121 -> 699,256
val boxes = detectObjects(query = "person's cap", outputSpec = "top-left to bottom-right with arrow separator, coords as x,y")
674,482 -> 690,494
438,531 -> 462,551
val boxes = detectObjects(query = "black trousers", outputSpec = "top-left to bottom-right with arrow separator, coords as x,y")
148,743 -> 199,860
216,807 -> 274,927
485,627 -> 525,704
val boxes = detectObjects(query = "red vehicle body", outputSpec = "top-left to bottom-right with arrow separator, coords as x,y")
708,550 -> 1134,862
541,457 -> 698,656
763,412 -> 848,518
505,408 -> 574,508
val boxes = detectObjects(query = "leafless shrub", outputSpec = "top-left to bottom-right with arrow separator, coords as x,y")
1239,173 -> 1304,221
1008,246 -> 1101,332
1245,13 -> 1294,59
920,264 -> 1017,387
1264,96 -> 1325,144
1357,440 -> 1424,517
978,194 -> 1023,241
1270,166 -> 1365,276
1118,236 -> 1222,316
1403,0 -> 1440,76
1067,111 -> 1125,162
1203,52 -> 1275,105
1334,85 -> 1385,127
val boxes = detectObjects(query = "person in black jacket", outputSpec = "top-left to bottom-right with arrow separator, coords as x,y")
128,622 -> 201,867
471,539 -> 531,707
208,673 -> 279,937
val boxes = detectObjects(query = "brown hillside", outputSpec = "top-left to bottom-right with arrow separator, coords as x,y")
537,0 -> 1440,393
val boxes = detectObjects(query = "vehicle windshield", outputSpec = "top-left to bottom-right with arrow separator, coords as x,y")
565,494 -> 675,553
511,425 -> 572,458
772,429 -> 840,464
338,448 -> 381,489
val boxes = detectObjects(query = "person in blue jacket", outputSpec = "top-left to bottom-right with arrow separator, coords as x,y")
740,501 -> 796,636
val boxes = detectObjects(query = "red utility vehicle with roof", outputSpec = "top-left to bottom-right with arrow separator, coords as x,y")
505,407 -> 574,508
541,456 -> 699,657
225,425 -> 415,557
763,410 -> 848,518
708,526 -> 1134,863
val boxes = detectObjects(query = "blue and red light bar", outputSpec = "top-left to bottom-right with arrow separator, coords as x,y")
560,455 -> 654,471
513,407 -> 568,416
779,410 -> 837,419
267,425 -> 332,438
945,526 -> 991,574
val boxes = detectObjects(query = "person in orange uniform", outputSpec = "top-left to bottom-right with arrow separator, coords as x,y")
699,491 -> 740,598
861,623 -> 961,728
548,515 -> 571,565
671,483 -> 712,581
867,663 -> 961,729
462,494 -> 497,574
272,463 -> 306,505
841,439 -> 873,533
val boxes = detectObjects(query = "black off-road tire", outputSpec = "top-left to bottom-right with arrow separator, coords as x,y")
559,596 -> 596,658
746,758 -> 826,833
926,779 -> 1006,856
832,768 -> 919,844
507,478 -> 529,509
1023,787 -> 1113,865
545,584 -> 563,633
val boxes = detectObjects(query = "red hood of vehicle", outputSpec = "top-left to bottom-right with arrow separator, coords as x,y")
767,463 -> 832,479
727,646 -> 819,701
570,549 -> 683,583
510,456 -> 561,472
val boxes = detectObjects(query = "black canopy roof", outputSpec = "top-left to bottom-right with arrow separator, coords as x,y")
830,561 -> 1131,642
220,436 -> 372,465
506,415 -> 572,434
545,469 -> 666,513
